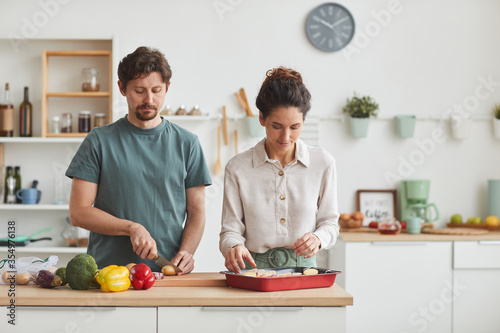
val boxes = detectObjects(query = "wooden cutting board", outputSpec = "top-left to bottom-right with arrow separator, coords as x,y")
154,272 -> 227,287
422,227 -> 489,235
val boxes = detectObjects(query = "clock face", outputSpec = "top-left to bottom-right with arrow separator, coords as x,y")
305,3 -> 355,52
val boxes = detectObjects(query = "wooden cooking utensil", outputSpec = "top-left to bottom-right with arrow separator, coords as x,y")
234,129 -> 238,154
239,88 -> 254,117
234,92 -> 247,115
222,106 -> 228,145
214,125 -> 222,175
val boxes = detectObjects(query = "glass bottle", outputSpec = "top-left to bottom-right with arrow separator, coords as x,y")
3,166 -> 13,204
19,87 -> 32,137
61,113 -> 72,133
0,83 -> 14,137
14,166 -> 21,204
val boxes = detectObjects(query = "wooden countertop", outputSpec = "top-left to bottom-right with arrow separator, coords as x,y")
0,273 -> 353,307
340,231 -> 500,242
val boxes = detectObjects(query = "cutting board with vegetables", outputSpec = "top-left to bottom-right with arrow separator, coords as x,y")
154,272 -> 227,287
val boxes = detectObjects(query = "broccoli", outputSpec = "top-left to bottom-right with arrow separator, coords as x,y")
66,254 -> 98,290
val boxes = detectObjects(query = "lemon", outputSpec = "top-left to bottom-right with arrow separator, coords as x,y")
485,216 -> 499,226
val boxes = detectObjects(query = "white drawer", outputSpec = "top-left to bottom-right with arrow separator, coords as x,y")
158,306 -> 345,332
454,241 -> 500,269
0,306 -> 157,332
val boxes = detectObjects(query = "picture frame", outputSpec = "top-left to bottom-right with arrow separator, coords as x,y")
356,189 -> 398,225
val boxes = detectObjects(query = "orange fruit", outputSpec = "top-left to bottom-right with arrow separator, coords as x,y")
485,216 -> 499,226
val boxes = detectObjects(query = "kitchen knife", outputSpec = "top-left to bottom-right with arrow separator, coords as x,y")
154,254 -> 183,273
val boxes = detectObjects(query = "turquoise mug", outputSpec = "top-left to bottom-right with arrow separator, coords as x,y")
406,216 -> 422,234
16,188 -> 41,204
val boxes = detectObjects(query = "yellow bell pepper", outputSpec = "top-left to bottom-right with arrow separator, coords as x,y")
96,265 -> 131,292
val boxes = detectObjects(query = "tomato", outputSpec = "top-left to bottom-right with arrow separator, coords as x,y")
368,221 -> 379,229
400,221 -> 407,229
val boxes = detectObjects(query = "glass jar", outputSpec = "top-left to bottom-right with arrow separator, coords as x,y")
81,68 -> 100,92
61,217 -> 89,247
61,113 -> 72,133
51,116 -> 61,134
78,111 -> 91,133
94,113 -> 107,128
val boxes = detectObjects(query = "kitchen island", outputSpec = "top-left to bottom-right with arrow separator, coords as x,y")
0,272 -> 352,332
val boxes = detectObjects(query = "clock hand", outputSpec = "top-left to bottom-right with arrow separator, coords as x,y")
318,18 -> 334,30
331,17 -> 348,29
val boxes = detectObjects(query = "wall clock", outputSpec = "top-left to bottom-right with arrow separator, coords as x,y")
305,3 -> 355,52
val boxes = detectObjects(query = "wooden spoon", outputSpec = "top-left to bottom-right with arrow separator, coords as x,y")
234,129 -> 238,154
214,125 -> 222,175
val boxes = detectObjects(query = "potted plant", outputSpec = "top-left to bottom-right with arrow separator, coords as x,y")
342,93 -> 379,138
493,104 -> 500,139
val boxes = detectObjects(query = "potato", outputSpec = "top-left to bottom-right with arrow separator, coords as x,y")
339,213 -> 351,221
125,263 -> 136,271
303,268 -> 319,275
15,272 -> 32,285
161,265 -> 176,276
351,211 -> 364,221
2,270 -> 14,284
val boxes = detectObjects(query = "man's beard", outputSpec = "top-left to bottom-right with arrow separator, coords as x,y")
135,104 -> 158,121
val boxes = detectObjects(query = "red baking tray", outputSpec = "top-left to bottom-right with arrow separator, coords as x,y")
220,267 -> 341,292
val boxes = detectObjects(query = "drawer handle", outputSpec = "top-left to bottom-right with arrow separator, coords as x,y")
202,307 -> 304,311
478,241 -> 500,245
20,306 -> 117,311
371,242 -> 428,246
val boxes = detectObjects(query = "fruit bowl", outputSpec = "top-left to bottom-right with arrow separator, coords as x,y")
339,219 -> 363,229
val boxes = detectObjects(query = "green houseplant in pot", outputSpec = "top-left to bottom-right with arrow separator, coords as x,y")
342,93 -> 379,138
493,104 -> 500,139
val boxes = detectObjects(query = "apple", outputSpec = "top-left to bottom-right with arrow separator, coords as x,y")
450,214 -> 463,224
485,216 -> 499,226
368,221 -> 379,229
467,217 -> 482,225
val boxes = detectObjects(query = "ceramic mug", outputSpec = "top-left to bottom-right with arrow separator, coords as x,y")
16,188 -> 41,204
406,216 -> 422,234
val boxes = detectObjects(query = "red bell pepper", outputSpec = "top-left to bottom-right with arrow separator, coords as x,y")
129,263 -> 155,290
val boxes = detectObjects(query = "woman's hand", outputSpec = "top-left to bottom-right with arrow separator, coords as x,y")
293,232 -> 321,258
225,244 -> 256,273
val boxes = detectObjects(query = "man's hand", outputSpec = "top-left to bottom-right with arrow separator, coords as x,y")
225,244 -> 256,274
171,250 -> 194,275
129,223 -> 157,260
293,233 -> 321,258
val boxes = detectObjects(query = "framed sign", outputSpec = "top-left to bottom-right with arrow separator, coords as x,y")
356,189 -> 398,225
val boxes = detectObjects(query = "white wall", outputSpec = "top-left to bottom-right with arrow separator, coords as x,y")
1,0 -> 499,271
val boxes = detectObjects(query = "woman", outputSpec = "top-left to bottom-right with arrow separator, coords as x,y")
219,67 -> 340,273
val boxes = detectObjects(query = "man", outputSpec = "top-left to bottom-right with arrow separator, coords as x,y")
66,46 -> 211,274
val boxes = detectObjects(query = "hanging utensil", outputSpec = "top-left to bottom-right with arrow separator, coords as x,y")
214,125 -> 222,175
222,106 -> 229,146
234,129 -> 238,155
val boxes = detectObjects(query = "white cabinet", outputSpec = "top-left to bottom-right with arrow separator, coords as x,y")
158,306 -> 346,332
453,241 -> 500,333
0,306 -> 157,332
330,240 -> 453,333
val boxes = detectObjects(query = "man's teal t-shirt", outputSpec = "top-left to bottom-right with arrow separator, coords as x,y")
65,116 -> 212,269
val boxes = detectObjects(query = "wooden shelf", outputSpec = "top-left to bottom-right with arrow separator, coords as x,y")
41,49 -> 113,137
46,132 -> 88,138
47,91 -> 110,98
